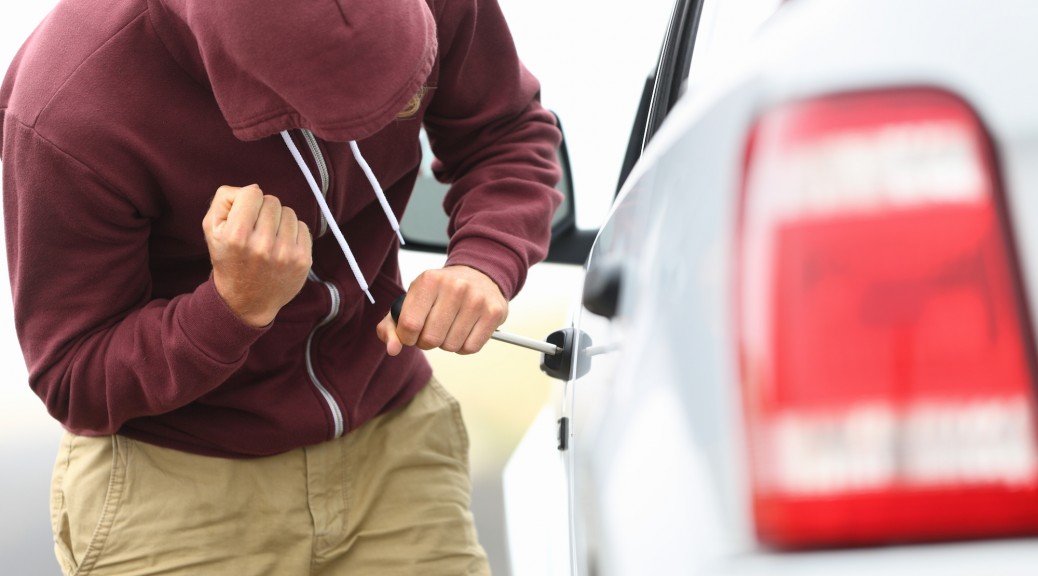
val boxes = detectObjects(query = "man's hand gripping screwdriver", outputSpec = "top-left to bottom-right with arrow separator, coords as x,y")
390,294 -> 560,356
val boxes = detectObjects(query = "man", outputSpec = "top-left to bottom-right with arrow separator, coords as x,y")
0,0 -> 561,573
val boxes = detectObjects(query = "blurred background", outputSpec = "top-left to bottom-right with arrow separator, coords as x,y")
0,0 -> 675,573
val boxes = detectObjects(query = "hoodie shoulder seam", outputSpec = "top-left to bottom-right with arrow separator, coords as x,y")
33,9 -> 149,130
6,114 -> 134,205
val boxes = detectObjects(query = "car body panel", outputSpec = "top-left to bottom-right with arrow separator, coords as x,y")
506,0 -> 1038,573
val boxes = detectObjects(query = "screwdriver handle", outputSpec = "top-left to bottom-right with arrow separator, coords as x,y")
389,294 -> 559,356
390,294 -> 406,325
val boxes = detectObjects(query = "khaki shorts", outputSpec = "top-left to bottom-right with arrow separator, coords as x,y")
49,378 -> 490,575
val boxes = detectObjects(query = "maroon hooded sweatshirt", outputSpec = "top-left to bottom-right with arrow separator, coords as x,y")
0,0 -> 561,457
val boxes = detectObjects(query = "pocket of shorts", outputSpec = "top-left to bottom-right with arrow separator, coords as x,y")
51,433 -> 76,573
427,378 -> 471,465
51,433 -> 130,575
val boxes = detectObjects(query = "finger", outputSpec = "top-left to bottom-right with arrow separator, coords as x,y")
278,205 -> 297,232
376,314 -> 404,356
297,220 -> 313,250
223,185 -> 265,240
204,185 -> 251,234
395,289 -> 434,347
417,290 -> 464,350
411,292 -> 448,350
276,206 -> 298,243
461,312 -> 500,355
207,185 -> 239,225
440,300 -> 481,353
272,206 -> 300,264
281,208 -> 314,271
252,195 -> 283,250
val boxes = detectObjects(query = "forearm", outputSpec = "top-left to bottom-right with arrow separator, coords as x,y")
22,277 -> 266,434
3,128 -> 269,433
423,0 -> 562,298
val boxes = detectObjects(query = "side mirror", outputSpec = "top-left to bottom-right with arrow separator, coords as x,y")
400,115 -> 595,265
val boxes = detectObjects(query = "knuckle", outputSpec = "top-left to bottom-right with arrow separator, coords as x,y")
399,317 -> 424,335
487,302 -> 507,323
412,271 -> 437,291
466,292 -> 487,311
417,332 -> 443,350
415,336 -> 440,348
283,245 -> 309,268
297,250 -> 313,270
446,277 -> 469,296
247,241 -> 273,260
240,185 -> 263,202
224,226 -> 250,248
271,247 -> 291,267
298,222 -> 313,246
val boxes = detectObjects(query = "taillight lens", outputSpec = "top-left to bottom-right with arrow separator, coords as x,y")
737,88 -> 1038,548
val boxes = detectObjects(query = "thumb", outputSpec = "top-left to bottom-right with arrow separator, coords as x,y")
207,184 -> 260,229
208,186 -> 237,224
377,314 -> 404,356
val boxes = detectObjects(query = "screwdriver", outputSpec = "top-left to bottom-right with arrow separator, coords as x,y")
390,294 -> 561,356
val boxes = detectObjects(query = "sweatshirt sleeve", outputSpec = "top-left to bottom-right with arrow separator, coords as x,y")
2,122 -> 267,435
422,0 -> 563,299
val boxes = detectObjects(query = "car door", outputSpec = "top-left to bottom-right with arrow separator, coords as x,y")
552,0 -> 708,573
551,0 -> 786,573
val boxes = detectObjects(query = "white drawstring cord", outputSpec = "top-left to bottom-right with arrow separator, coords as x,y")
280,130 -> 375,304
349,140 -> 406,246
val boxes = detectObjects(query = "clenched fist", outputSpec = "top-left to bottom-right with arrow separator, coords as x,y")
377,265 -> 508,356
203,184 -> 312,327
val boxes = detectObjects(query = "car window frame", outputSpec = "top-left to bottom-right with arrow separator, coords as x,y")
645,0 -> 705,145
616,0 -> 706,193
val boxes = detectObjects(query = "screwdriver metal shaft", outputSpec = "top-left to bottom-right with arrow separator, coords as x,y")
391,295 -> 560,356
489,330 -> 560,356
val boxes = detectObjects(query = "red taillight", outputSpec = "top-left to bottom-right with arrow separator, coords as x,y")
737,88 -> 1038,548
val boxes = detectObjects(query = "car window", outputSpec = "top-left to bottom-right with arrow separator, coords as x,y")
619,0 -> 779,189
642,0 -> 706,150
501,0 -> 676,229
400,128 -> 573,248
683,0 -> 781,97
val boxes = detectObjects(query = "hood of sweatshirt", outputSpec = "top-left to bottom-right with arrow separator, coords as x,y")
150,0 -> 437,142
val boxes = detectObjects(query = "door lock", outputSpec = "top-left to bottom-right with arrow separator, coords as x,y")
540,327 -> 593,381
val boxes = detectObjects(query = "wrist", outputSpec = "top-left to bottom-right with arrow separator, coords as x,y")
212,274 -> 277,328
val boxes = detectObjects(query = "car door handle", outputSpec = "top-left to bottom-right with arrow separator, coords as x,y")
582,257 -> 623,319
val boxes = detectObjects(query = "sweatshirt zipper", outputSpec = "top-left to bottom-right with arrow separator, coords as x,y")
306,270 -> 346,438
297,130 -> 344,436
301,129 -> 330,237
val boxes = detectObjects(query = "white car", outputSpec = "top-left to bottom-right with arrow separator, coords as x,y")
496,0 -> 1038,574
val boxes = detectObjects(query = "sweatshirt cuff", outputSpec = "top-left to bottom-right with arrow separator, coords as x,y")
446,238 -> 527,300
179,278 -> 270,364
